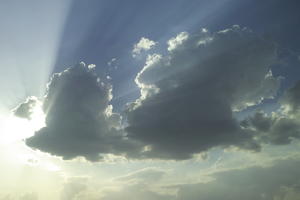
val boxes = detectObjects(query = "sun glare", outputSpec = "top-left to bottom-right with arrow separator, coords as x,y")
0,100 -> 61,172
0,100 -> 45,145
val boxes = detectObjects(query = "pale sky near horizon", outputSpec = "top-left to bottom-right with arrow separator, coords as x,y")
1,0 -> 300,199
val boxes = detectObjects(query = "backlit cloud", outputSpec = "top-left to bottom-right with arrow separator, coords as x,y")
243,80 -> 300,145
133,37 -> 157,57
25,62 -> 140,161
126,25 -> 280,160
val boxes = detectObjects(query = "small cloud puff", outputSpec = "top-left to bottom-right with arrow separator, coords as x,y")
13,96 -> 38,120
132,37 -> 157,57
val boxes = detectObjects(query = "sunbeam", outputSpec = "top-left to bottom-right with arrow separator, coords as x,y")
0,0 -> 72,114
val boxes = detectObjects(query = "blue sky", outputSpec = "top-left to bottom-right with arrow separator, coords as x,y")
52,0 -> 300,111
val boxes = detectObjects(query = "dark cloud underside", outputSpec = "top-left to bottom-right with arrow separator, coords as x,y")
26,62 -> 140,161
126,26 -> 280,159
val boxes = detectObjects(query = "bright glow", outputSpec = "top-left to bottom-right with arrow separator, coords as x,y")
0,101 -> 60,174
0,101 -> 45,145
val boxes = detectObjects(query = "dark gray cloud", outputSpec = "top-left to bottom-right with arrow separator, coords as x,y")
244,81 -> 300,145
26,62 -> 141,161
281,80 -> 300,115
125,26 -> 280,160
176,156 -> 300,200
13,96 -> 38,119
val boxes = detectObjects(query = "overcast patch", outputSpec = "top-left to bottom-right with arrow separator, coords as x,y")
177,155 -> 300,200
126,25 -> 280,160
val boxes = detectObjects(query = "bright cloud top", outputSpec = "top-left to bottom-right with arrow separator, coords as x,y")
132,37 -> 157,57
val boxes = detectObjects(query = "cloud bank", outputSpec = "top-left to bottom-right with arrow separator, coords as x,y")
177,155 -> 300,200
18,26 -> 300,162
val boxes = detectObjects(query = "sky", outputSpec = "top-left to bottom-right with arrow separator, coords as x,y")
0,0 -> 300,199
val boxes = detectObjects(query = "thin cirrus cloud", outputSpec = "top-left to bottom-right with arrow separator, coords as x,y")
15,25 -> 300,162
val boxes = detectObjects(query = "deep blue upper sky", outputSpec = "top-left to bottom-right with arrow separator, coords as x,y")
52,0 -> 300,111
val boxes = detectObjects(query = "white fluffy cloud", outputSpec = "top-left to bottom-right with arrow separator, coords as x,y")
132,37 -> 156,57
167,31 -> 189,51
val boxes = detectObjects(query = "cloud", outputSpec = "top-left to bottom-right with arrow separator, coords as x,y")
126,25 -> 280,160
62,183 -> 173,200
100,184 -> 173,200
281,80 -> 300,115
101,168 -> 171,200
20,26 -> 291,162
132,37 -> 156,57
0,192 -> 38,200
60,177 -> 88,200
25,62 -> 141,161
13,96 -> 38,119
176,155 -> 300,200
57,155 -> 300,200
107,58 -> 117,67
243,81 -> 300,145
19,193 -> 38,200
60,169 -> 171,200
114,167 -> 166,184
167,31 -> 189,51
